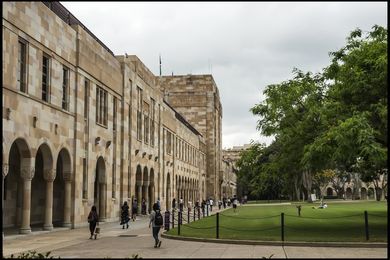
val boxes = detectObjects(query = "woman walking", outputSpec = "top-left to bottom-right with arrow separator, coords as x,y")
121,201 -> 130,229
87,205 -> 99,239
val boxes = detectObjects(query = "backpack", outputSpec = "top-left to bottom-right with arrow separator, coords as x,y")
154,210 -> 163,226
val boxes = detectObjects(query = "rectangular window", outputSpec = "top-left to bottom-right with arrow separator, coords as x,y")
84,79 -> 89,118
150,98 -> 155,147
113,97 -> 117,131
136,87 -> 142,140
166,131 -> 172,155
144,114 -> 149,144
96,86 -> 108,126
62,66 -> 69,110
82,158 -> 87,199
17,40 -> 27,92
112,162 -> 116,198
42,54 -> 50,102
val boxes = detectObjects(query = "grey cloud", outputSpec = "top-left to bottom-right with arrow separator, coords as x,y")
61,2 -> 387,148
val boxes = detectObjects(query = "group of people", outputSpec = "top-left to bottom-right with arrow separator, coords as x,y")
87,197 -> 164,248
87,195 -> 239,247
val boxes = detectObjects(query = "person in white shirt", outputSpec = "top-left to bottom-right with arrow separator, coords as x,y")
209,198 -> 214,212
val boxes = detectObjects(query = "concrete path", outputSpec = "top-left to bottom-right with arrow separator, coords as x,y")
2,212 -> 388,258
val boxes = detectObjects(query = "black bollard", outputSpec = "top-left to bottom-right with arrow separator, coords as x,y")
281,213 -> 285,242
216,212 -> 219,239
172,209 -> 175,229
364,210 -> 369,241
187,208 -> 190,223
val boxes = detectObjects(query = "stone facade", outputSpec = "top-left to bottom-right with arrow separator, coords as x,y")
2,1 -> 218,233
158,75 -> 223,201
222,144 -> 252,169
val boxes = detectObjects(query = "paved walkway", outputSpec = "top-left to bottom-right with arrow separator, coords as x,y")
2,209 -> 388,258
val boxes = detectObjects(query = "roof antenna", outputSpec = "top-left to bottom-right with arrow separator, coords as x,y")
159,54 -> 162,78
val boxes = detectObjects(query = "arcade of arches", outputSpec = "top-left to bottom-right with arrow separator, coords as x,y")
3,139 -> 72,234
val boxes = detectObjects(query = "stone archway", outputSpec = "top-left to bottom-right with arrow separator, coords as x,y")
149,169 -> 155,213
346,187 -> 352,200
4,138 -> 32,233
326,187 -> 333,196
166,173 -> 171,210
142,167 -> 149,215
368,187 -> 375,200
54,148 -> 72,228
94,157 -> 106,221
135,165 -> 142,214
360,187 -> 367,200
32,144 -> 53,229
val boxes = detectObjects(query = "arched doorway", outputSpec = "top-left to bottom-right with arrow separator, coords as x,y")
142,167 -> 148,215
149,169 -> 155,213
94,157 -> 106,221
32,144 -> 53,228
4,139 -> 31,230
360,187 -> 367,200
346,187 -> 352,200
368,187 -> 375,200
135,165 -> 142,214
327,187 -> 333,196
54,148 -> 71,227
166,173 -> 171,210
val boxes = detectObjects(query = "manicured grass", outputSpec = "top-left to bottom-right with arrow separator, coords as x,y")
166,201 -> 387,242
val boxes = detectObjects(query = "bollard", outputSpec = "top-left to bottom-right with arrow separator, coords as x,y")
198,207 -> 201,220
178,211 -> 181,236
179,210 -> 182,225
172,209 -> 175,229
364,210 -> 369,241
164,211 -> 170,231
281,213 -> 284,242
207,205 -> 209,216
193,207 -> 196,221
187,208 -> 190,223
216,212 -> 219,239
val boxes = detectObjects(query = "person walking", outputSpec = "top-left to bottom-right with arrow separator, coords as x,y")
209,198 -> 214,212
172,198 -> 176,210
142,198 -> 147,215
87,205 -> 99,239
232,196 -> 238,213
132,198 -> 138,221
157,197 -> 161,210
149,203 -> 163,248
121,201 -> 130,229
179,197 -> 184,212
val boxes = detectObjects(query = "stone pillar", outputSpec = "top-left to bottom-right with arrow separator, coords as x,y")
100,183 -> 107,221
136,182 -> 142,214
20,166 -> 34,234
43,169 -> 55,230
144,181 -> 149,214
63,171 -> 72,227
3,163 -> 9,238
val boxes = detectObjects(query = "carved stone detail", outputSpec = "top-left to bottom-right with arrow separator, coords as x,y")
43,169 -> 56,182
63,171 -> 73,181
20,166 -> 35,180
3,164 -> 9,177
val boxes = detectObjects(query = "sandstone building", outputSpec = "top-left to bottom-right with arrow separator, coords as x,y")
2,1 -> 233,233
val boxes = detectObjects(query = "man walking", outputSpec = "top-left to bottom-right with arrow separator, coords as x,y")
149,203 -> 163,248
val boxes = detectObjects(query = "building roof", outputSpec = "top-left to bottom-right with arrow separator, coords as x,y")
42,1 -> 115,56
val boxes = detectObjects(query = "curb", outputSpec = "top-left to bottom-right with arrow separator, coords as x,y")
161,232 -> 387,248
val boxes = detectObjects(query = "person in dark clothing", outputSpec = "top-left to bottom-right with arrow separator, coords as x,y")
121,201 -> 130,229
88,205 -> 99,239
141,198 -> 147,215
179,197 -> 184,212
132,198 -> 138,221
172,198 -> 176,209
149,203 -> 163,248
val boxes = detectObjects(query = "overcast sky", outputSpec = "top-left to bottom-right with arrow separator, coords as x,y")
61,1 -> 387,149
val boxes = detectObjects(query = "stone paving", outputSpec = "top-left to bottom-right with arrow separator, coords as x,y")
2,209 -> 388,258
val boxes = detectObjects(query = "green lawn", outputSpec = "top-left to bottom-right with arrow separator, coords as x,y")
166,201 -> 387,242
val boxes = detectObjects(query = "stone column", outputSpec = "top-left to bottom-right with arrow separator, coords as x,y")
136,181 -> 142,214
63,171 -> 72,227
100,183 -> 107,221
43,169 -> 55,230
3,163 -> 9,238
143,181 -> 149,214
20,166 -> 34,234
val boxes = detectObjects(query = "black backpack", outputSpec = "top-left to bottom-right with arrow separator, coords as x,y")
154,210 -> 163,226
